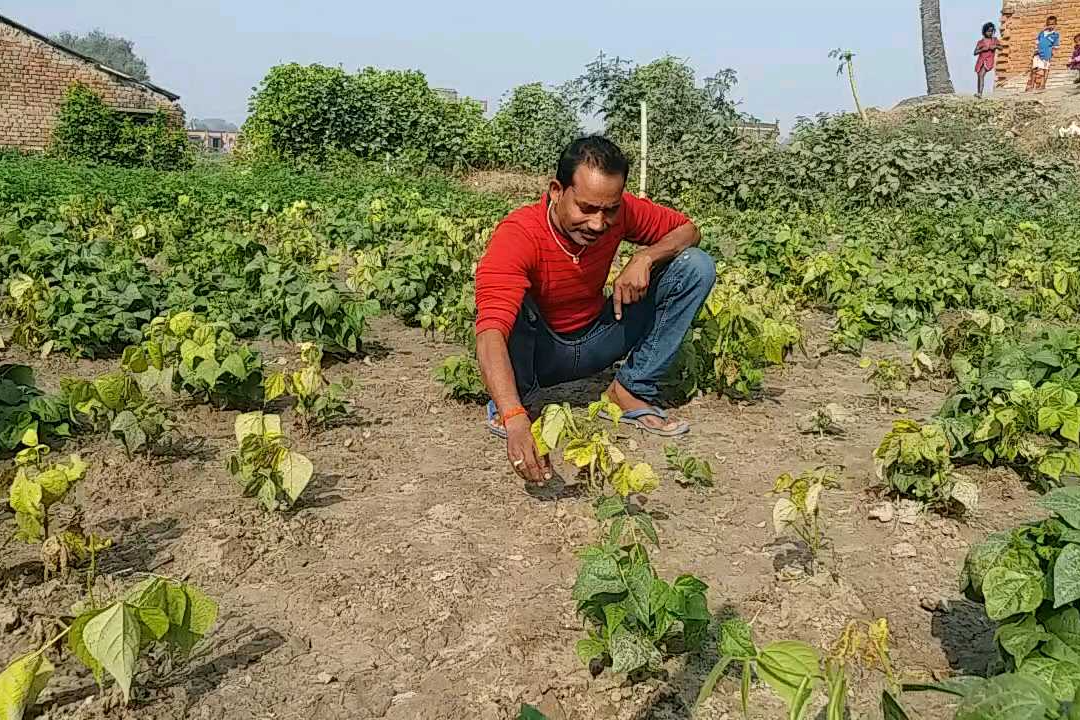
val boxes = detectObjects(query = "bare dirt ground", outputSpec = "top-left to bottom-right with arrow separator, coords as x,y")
1,313 -> 1041,720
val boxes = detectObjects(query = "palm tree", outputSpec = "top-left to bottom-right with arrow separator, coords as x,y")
830,49 -> 867,124
920,0 -> 955,94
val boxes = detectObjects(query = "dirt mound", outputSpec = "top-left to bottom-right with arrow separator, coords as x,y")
883,87 -> 1080,162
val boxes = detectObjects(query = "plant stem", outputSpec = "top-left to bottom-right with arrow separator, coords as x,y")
694,656 -> 733,713
42,511 -> 50,581
847,58 -> 867,124
87,543 -> 98,609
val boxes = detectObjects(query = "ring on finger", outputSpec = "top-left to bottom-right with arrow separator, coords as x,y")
513,459 -> 525,467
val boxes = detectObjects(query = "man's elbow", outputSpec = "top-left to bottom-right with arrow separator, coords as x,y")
684,220 -> 702,247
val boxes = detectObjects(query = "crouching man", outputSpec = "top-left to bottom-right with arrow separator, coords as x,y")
474,136 -> 716,483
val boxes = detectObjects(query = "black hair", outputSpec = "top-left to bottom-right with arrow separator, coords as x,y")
982,22 -> 996,35
555,136 -> 630,188
1048,15 -> 1058,22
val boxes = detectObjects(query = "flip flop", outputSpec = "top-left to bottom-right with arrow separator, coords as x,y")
598,406 -> 690,437
486,400 -> 508,439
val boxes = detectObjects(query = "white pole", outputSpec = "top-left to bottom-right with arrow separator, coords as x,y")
639,100 -> 648,197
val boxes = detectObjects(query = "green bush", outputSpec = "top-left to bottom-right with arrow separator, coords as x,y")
490,83 -> 580,173
51,83 -> 191,170
242,64 -> 497,169
671,113 -> 1076,214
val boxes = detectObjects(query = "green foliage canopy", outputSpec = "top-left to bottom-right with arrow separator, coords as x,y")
52,29 -> 150,81
51,84 -> 191,170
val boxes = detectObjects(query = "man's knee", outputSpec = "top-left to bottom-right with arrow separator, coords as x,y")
674,247 -> 717,293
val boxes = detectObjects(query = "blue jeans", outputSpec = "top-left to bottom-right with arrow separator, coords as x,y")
508,247 -> 716,404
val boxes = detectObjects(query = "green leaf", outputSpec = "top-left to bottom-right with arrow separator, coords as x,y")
1047,608 -> 1080,652
880,691 -> 911,720
954,673 -> 1059,720
1016,656 -> 1080,702
164,582 -> 188,629
996,617 -> 1052,668
193,357 -> 222,387
757,641 -> 821,705
234,411 -> 281,444
68,609 -> 105,684
982,566 -> 1044,621
264,372 -> 287,402
609,625 -> 659,675
772,497 -> 799,534
182,583 -> 219,637
623,556 -> 654,626
572,546 -> 625,602
594,495 -> 626,522
633,513 -> 659,547
517,704 -> 549,720
575,637 -> 607,666
278,450 -> 313,505
121,345 -> 149,374
35,468 -> 72,507
1056,544 -> 1080,608
8,473 -> 43,540
1038,487 -> 1080,529
0,651 -> 53,720
93,372 -> 130,412
962,532 -> 1013,594
220,352 -> 248,380
535,404 -> 569,454
83,602 -> 141,703
137,607 -> 170,640
110,411 -> 146,453
719,618 -> 757,661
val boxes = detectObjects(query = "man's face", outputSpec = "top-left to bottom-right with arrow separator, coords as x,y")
1048,18 -> 1057,30
549,165 -> 625,247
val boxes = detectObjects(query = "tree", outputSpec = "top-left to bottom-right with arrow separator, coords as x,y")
53,30 -> 150,81
490,83 -> 580,173
829,49 -> 867,123
919,0 -> 955,95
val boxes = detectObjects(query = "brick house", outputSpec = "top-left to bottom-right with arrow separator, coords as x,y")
0,13 -> 182,151
998,0 -> 1080,91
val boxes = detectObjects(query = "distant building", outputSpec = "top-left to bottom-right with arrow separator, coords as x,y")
998,1 -> 1078,91
186,128 -> 238,153
188,117 -> 238,133
186,118 -> 239,152
0,12 -> 182,150
434,86 -> 488,113
733,120 -> 781,142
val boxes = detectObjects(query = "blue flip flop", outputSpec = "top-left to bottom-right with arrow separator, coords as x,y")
599,406 -> 690,437
486,400 -> 508,439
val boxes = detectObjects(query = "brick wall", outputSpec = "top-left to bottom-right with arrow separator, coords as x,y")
999,0 -> 1080,90
0,19 -> 182,150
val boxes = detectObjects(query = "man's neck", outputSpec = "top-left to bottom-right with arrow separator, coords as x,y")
546,197 -> 577,246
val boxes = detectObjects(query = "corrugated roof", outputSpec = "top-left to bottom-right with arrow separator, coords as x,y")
0,13 -> 180,101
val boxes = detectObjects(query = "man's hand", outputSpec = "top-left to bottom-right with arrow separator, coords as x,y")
613,254 -> 653,321
505,414 -> 551,484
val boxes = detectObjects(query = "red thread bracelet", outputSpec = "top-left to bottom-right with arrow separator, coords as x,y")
501,406 -> 528,425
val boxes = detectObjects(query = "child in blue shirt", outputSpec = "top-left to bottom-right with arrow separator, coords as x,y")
1027,15 -> 1061,91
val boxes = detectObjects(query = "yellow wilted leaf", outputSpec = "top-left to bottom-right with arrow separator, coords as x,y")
611,462 -> 659,497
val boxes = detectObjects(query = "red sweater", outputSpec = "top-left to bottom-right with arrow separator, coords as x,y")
475,192 -> 690,338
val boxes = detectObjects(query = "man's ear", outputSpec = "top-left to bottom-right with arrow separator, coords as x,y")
548,179 -> 565,206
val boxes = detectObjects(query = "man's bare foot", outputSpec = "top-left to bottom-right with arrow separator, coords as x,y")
605,380 -> 686,433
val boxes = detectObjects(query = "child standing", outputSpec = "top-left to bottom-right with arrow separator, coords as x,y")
1068,33 -> 1080,84
974,22 -> 1001,97
1027,15 -> 1061,91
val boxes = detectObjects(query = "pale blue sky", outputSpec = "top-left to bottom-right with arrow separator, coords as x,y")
6,1 -> 1001,131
